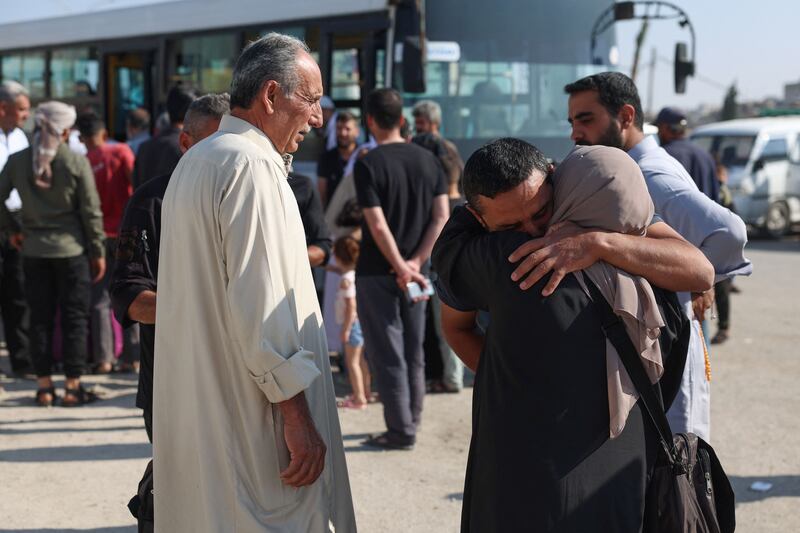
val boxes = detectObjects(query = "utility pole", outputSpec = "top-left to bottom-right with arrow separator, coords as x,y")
646,47 -> 657,117
630,19 -> 649,83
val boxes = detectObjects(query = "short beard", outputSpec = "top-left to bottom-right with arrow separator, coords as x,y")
577,119 -> 624,149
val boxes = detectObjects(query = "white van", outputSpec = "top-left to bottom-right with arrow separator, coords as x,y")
690,117 -> 800,237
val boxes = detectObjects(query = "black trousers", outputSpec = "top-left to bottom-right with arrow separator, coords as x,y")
715,278 -> 732,331
0,239 -> 31,372
356,275 -> 427,444
24,255 -> 91,378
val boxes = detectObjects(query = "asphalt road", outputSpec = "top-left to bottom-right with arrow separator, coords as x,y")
0,237 -> 797,532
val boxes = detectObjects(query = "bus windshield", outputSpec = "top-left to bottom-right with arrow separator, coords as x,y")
402,0 -> 615,159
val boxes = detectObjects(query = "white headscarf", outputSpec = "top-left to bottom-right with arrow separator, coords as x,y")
32,101 -> 77,188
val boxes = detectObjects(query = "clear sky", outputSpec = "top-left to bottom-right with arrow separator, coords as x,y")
614,0 -> 798,115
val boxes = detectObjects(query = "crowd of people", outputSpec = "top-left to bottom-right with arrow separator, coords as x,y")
0,31 -> 753,532
0,78 -> 208,406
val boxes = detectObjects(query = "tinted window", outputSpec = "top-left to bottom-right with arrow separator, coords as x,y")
691,135 -> 755,167
760,138 -> 788,161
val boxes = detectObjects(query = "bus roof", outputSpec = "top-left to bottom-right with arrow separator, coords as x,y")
692,117 -> 800,137
0,0 -> 387,51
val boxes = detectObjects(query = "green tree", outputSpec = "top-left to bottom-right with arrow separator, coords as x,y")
721,84 -> 738,120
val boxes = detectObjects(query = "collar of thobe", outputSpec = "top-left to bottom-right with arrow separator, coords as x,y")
627,134 -> 658,163
218,114 -> 293,176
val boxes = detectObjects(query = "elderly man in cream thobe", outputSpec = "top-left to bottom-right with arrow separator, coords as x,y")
153,33 -> 355,532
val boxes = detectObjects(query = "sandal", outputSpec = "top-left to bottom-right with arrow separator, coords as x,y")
115,361 -> 140,374
61,385 -> 100,407
93,362 -> 113,375
35,387 -> 57,407
337,397 -> 367,410
362,432 -> 414,451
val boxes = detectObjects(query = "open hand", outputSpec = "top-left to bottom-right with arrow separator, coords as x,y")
508,223 -> 603,296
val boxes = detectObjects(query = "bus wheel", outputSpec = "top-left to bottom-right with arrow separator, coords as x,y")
765,201 -> 790,239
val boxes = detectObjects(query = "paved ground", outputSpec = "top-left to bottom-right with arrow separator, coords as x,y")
0,237 -> 797,532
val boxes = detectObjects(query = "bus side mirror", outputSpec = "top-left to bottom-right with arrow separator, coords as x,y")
402,36 -> 426,93
674,42 -> 694,94
752,158 -> 765,172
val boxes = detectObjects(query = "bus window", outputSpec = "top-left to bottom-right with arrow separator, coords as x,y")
1,51 -> 46,99
170,33 -> 237,93
332,48 -> 360,100
51,47 -> 100,99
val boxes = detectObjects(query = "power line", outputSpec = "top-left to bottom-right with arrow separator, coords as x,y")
656,55 -> 728,91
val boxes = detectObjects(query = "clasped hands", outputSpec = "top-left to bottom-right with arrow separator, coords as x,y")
394,257 -> 430,302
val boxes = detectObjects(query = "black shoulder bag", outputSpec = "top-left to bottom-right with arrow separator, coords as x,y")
587,281 -> 736,533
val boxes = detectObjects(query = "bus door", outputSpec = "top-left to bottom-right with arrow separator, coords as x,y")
322,26 -> 388,118
105,52 -> 154,141
291,20 -> 388,176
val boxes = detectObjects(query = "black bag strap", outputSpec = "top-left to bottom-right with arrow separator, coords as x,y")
586,279 -> 678,463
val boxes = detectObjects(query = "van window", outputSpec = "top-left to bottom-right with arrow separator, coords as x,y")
760,138 -> 788,161
691,135 -> 755,167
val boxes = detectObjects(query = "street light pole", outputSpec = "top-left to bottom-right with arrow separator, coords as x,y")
590,1 -> 696,94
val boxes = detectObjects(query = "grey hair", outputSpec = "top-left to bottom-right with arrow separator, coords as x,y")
412,100 -> 442,125
0,80 -> 29,103
184,93 -> 230,136
230,33 -> 310,109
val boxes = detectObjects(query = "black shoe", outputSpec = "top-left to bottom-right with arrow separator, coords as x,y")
710,330 -> 729,345
362,433 -> 415,451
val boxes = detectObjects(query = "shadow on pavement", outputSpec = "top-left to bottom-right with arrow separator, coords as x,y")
0,392 -> 137,409
0,442 -> 151,463
0,526 -> 136,533
342,432 -> 372,441
1,414 -> 141,425
730,475 -> 800,503
0,424 -> 143,436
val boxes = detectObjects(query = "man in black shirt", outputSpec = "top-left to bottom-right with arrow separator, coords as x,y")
288,172 -> 332,267
354,88 -> 449,450
131,86 -> 195,189
316,110 -> 359,207
655,107 -> 719,202
110,93 -> 229,441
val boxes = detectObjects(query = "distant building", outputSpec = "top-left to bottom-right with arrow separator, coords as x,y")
784,81 -> 800,104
